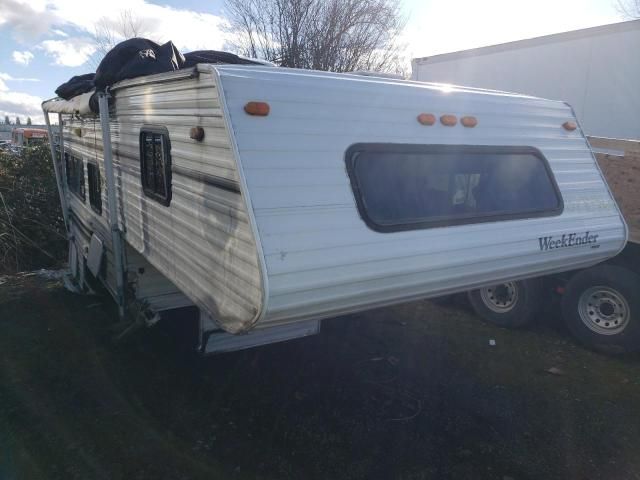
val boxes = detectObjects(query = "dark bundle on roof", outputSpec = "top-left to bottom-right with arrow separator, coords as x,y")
55,73 -> 95,100
94,38 -> 185,90
182,50 -> 262,68
55,38 -> 265,100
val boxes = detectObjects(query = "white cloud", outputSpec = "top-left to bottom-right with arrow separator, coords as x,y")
0,0 -> 57,42
2,1 -> 229,67
0,73 -> 39,81
130,4 -> 228,52
12,50 -> 34,66
0,72 -> 40,92
39,38 -> 96,67
0,74 -> 41,120
49,0 -> 229,52
0,90 -> 44,124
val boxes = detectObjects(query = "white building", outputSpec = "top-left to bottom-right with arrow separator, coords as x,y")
412,20 -> 640,140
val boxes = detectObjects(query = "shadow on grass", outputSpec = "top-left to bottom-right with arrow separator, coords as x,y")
1,275 -> 640,480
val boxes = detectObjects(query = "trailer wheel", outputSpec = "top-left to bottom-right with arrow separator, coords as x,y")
562,265 -> 640,354
468,278 -> 542,328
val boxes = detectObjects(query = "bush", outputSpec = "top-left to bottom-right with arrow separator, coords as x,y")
0,145 -> 67,274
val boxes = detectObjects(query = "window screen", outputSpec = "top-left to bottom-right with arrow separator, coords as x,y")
87,162 -> 102,214
346,144 -> 562,232
65,152 -> 85,201
140,127 -> 171,206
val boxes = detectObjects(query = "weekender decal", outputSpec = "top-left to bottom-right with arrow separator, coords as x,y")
538,231 -> 600,251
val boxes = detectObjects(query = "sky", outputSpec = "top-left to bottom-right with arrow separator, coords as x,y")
0,0 -> 626,124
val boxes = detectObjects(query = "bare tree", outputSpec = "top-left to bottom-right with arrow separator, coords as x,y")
90,10 -> 155,67
225,0 -> 407,74
616,0 -> 640,18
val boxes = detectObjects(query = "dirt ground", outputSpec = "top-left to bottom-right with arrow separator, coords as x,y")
598,153 -> 640,242
2,273 -> 640,480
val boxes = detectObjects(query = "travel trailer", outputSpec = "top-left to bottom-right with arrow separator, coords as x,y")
42,63 -> 627,354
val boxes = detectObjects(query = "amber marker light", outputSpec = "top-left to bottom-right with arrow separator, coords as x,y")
440,114 -> 457,126
461,116 -> 478,128
244,101 -> 270,116
562,121 -> 577,131
417,113 -> 436,126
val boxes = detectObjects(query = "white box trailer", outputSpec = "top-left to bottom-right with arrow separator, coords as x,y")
411,20 -> 640,140
42,64 -> 627,354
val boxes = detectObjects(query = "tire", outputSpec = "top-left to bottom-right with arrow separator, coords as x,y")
468,278 -> 542,328
561,265 -> 640,354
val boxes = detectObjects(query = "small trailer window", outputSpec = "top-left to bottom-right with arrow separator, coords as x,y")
140,127 -> 172,206
65,153 -> 85,201
87,163 -> 102,214
346,144 -> 562,232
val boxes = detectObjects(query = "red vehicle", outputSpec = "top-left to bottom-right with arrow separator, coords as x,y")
11,128 -> 48,147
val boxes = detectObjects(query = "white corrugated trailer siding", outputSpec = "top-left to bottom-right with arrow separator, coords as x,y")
215,65 -> 627,328
60,69 -> 264,333
61,115 -> 193,311
110,70 -> 264,333
411,20 -> 640,140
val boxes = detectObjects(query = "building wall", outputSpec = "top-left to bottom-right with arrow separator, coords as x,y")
412,21 -> 640,140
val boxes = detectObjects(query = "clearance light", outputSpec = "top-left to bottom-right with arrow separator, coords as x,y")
440,114 -> 457,126
244,101 -> 270,116
562,121 -> 577,131
417,113 -> 436,126
461,116 -> 478,128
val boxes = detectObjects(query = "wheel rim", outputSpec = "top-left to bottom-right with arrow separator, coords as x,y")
578,286 -> 630,336
480,282 -> 519,313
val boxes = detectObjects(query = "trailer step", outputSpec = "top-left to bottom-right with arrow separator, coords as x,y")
201,319 -> 320,355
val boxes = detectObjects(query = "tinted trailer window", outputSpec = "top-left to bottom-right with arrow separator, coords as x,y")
65,153 -> 86,201
346,144 -> 563,232
87,162 -> 102,214
140,127 -> 172,206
